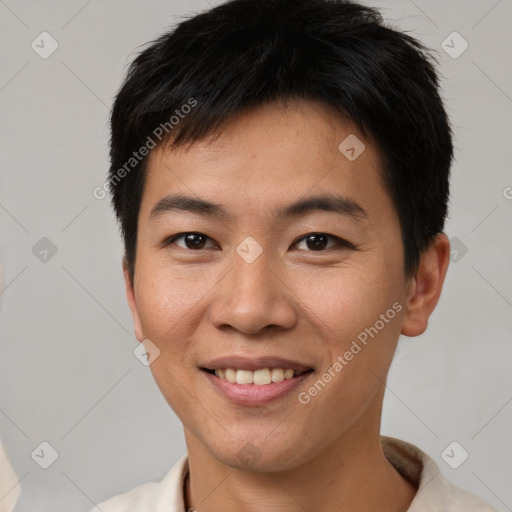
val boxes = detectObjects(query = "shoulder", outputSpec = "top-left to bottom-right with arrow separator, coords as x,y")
88,454 -> 188,512
381,436 -> 499,512
88,480 -> 161,512
441,478 -> 499,512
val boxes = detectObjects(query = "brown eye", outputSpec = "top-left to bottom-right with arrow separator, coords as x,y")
293,233 -> 352,251
168,232 -> 218,250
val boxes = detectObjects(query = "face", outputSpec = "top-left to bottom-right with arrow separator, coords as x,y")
125,100 -> 418,471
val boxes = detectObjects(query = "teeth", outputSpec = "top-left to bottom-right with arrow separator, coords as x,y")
284,369 -> 294,379
213,367 -> 300,385
225,368 -> 236,383
253,368 -> 271,385
271,368 -> 284,382
236,370 -> 253,384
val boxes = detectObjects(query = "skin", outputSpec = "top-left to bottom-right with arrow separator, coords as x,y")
124,100 -> 450,512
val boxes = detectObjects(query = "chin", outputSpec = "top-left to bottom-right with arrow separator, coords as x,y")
207,436 -> 307,473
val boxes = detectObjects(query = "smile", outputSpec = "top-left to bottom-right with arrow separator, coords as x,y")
201,365 -> 314,406
205,367 -> 311,385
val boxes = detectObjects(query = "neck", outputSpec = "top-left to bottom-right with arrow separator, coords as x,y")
183,430 -> 417,512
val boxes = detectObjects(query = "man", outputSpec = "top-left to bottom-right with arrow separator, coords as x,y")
92,0 -> 497,510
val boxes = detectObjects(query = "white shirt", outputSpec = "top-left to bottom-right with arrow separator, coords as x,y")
90,436 -> 498,512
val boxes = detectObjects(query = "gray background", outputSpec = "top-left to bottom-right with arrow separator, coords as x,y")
0,0 -> 510,510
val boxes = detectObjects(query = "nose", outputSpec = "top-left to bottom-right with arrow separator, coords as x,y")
209,249 -> 298,336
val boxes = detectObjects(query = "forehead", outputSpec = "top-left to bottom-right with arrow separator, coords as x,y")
140,100 -> 391,224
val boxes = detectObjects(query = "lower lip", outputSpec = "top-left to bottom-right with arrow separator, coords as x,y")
202,370 -> 312,406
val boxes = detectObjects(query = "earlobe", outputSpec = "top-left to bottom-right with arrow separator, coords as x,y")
122,258 -> 144,342
401,233 -> 450,337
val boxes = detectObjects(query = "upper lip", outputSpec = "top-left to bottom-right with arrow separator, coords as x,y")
201,356 -> 314,373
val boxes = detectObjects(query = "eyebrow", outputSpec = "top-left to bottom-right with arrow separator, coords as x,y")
149,193 -> 368,223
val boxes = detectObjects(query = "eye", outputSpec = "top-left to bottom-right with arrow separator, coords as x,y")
166,232 -> 219,250
292,233 -> 353,251
165,232 -> 352,252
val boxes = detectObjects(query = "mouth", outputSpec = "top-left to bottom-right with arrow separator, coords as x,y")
199,356 -> 315,406
200,367 -> 314,385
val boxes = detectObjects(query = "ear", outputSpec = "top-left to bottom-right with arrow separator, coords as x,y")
401,233 -> 450,337
123,258 -> 144,342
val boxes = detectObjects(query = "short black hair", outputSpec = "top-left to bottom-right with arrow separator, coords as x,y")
108,0 -> 453,281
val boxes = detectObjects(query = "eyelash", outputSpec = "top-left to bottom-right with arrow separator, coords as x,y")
165,232 -> 354,252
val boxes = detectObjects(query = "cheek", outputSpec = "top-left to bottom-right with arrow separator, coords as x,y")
301,262 -> 402,339
297,262 -> 404,411
134,266 -> 206,414
134,260 -> 209,340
